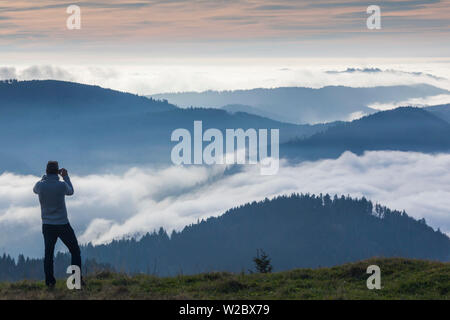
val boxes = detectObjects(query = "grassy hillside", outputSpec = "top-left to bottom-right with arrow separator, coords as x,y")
1,258 -> 448,300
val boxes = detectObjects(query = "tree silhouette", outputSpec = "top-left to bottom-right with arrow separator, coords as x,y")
252,249 -> 273,273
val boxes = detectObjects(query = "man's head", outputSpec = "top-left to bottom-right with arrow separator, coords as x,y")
46,161 -> 59,175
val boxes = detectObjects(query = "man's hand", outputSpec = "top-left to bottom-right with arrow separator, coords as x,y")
59,168 -> 68,177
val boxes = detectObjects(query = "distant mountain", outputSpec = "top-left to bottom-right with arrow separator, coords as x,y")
282,107 -> 450,161
0,80 -> 330,174
79,193 -> 450,276
220,104 -> 282,120
2,81 -> 449,175
425,104 -> 450,123
0,80 -> 175,115
0,253 -> 111,282
326,68 -> 446,80
150,84 -> 449,124
0,80 -> 171,174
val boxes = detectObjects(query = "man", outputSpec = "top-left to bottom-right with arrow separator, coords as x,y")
33,161 -> 81,288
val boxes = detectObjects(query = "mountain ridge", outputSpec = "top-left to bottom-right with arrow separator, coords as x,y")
1,80 -> 450,174
282,106 -> 450,161
0,79 -> 176,115
75,193 -> 450,276
0,80 -> 330,174
149,84 -> 449,124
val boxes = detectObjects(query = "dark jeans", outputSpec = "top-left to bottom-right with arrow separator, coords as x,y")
42,223 -> 81,286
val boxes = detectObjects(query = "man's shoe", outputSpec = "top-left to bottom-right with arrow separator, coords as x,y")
46,282 -> 56,290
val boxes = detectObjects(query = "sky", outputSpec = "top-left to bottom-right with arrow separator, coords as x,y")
0,1 -> 448,70
0,1 -> 449,95
2,151 -> 450,258
0,0 -> 449,57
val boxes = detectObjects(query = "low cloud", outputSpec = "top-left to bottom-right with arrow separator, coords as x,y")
326,67 -> 447,81
0,65 -> 75,82
0,67 -> 17,79
369,94 -> 450,110
20,65 -> 75,81
1,151 -> 450,258
1,62 -> 450,96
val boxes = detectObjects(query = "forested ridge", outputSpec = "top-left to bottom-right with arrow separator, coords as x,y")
2,193 -> 448,281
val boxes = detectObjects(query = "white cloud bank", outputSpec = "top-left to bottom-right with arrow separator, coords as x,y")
369,94 -> 450,111
1,151 -> 450,258
1,59 -> 450,95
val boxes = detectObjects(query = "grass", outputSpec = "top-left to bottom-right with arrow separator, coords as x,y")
0,258 -> 448,300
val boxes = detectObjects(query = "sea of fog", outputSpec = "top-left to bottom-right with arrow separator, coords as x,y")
1,150 -> 449,258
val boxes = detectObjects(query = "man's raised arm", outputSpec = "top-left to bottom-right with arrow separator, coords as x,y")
60,168 -> 74,196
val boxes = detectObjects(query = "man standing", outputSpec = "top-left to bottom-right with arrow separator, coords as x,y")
33,161 -> 81,288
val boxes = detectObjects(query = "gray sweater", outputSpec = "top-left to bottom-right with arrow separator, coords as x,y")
33,174 -> 74,225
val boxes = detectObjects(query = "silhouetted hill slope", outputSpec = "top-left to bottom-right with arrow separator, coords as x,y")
2,81 -> 449,174
221,103 -> 284,120
283,107 -> 450,161
150,84 -> 448,124
0,81 -> 330,174
0,253 -> 111,282
0,80 -> 174,115
425,104 -> 450,123
79,194 -> 450,276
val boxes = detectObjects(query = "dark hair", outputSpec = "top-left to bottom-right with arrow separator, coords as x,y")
46,161 -> 59,175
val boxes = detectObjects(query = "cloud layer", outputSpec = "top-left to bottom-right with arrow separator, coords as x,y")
2,61 -> 450,96
1,151 -> 449,258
